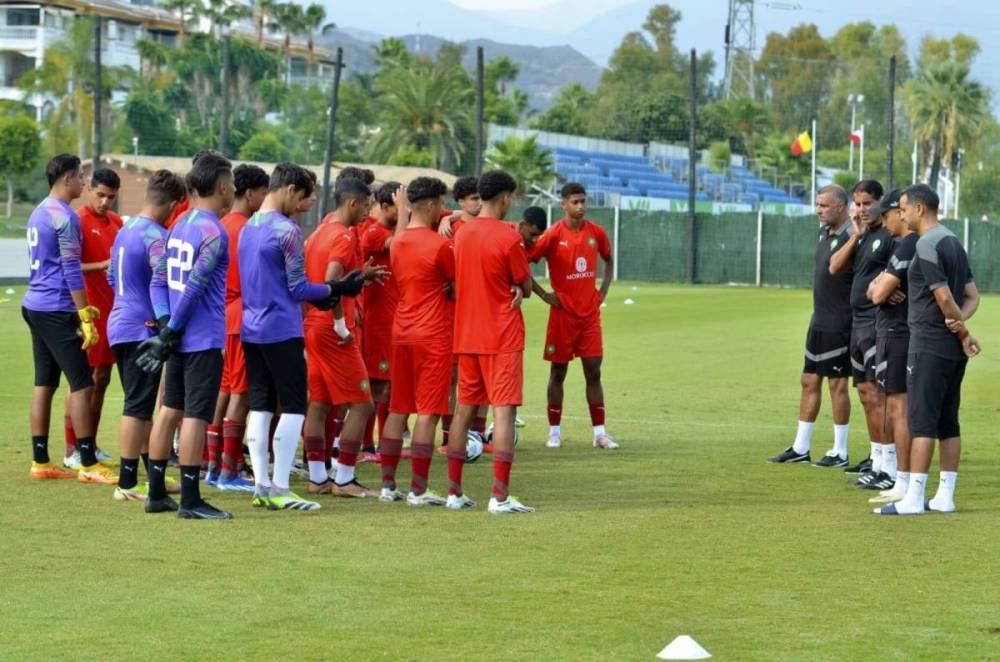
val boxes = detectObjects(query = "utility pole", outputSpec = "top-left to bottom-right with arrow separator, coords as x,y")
319,48 -> 344,220
475,46 -> 485,177
886,56 -> 896,190
93,16 -> 102,169
220,26 -> 231,157
723,0 -> 755,100
687,49 -> 698,284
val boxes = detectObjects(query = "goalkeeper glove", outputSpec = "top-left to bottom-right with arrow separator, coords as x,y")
327,269 -> 366,298
136,320 -> 181,374
77,306 -> 101,350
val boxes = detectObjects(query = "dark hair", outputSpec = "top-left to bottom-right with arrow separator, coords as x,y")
452,176 -> 479,201
185,152 -> 232,197
817,184 -> 848,206
478,169 -> 517,201
407,177 -> 448,204
902,183 -> 940,213
146,169 -> 187,206
852,179 -> 884,199
376,181 -> 402,206
560,182 -> 586,199
268,162 -> 313,196
336,166 -> 375,186
91,168 -> 120,190
46,154 -> 81,187
192,148 -> 219,165
334,176 -> 371,208
234,164 -> 270,198
522,206 -> 547,232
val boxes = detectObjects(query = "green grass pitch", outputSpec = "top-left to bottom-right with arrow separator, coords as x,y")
1,282 -> 999,660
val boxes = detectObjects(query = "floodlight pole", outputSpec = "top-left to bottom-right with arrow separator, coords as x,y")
687,48 -> 697,284
220,26 -> 231,157
887,56 -> 896,190
475,46 -> 485,178
93,16 -> 102,169
320,47 -> 344,220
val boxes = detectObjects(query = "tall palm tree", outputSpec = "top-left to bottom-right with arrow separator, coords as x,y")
364,64 -> 473,170
202,0 -> 250,38
485,135 -> 555,197
161,0 -> 201,46
268,2 -> 306,84
250,0 -> 276,45
908,61 -> 989,186
302,4 -> 326,67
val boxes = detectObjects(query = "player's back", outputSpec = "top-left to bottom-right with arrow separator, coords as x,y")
453,217 -> 530,355
392,226 -> 454,346
24,197 -> 80,313
361,221 -> 399,324
107,215 -> 165,346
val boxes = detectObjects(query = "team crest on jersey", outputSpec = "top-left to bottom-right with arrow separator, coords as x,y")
575,257 -> 588,273
872,239 -> 881,252
587,237 -> 597,247
830,238 -> 839,250
378,360 -> 389,373
360,379 -> 369,392
546,344 -> 556,354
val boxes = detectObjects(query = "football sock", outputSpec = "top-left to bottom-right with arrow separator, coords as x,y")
31,435 -> 49,464
206,424 -> 222,476
547,405 -> 562,426
246,410 -> 274,488
141,453 -> 149,474
221,419 -> 245,480
63,413 -> 76,456
593,424 -> 606,440
894,471 -> 910,495
77,436 -> 98,467
589,402 -> 606,427
147,459 -> 168,500
881,444 -> 898,479
376,401 -> 389,439
549,425 -> 561,437
833,424 -> 849,458
792,420 -> 814,455
928,471 -> 957,511
179,464 -> 202,509
363,413 -> 376,447
118,457 -> 140,490
304,436 -> 327,484
472,416 -> 487,436
379,437 -> 403,490
894,472 -> 927,514
335,439 -> 360,484
410,442 -> 433,495
271,413 -> 305,491
447,448 -> 466,496
492,450 -> 514,501
870,442 -> 882,473
441,414 -> 453,445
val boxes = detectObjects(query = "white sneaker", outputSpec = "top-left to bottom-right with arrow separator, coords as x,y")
62,450 -> 82,470
546,433 -> 562,449
407,490 -> 447,507
379,487 -> 405,502
488,495 -> 535,514
515,416 -> 526,429
869,486 -> 907,504
446,494 -> 476,510
96,447 -> 115,463
594,434 -> 619,450
290,459 -> 309,479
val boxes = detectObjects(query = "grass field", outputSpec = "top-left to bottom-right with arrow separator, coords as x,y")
2,282 -> 999,660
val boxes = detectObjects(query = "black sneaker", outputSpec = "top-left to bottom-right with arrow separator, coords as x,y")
768,447 -> 810,464
844,456 -> 871,474
853,470 -> 879,487
862,472 -> 895,490
814,453 -> 848,468
178,499 -> 234,520
145,495 -> 179,513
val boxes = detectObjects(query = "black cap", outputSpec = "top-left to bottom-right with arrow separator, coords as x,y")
871,188 -> 902,216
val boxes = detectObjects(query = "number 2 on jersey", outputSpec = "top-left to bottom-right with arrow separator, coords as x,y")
166,238 -> 195,291
26,227 -> 40,271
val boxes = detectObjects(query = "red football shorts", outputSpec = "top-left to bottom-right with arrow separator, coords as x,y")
306,324 -> 371,404
220,333 -> 248,394
87,312 -> 115,367
543,308 -> 603,363
457,351 -> 523,407
390,341 -> 451,415
362,322 -> 393,381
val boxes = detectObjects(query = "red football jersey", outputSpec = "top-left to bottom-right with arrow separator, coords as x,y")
305,218 -> 359,331
360,221 -> 399,329
530,219 -> 611,318
391,226 -> 455,345
221,211 -> 249,335
78,205 -> 122,315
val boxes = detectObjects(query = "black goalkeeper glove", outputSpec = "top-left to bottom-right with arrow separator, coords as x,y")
136,321 -> 181,374
327,269 -> 366,298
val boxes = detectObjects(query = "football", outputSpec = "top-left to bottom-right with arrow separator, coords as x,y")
465,431 -> 484,463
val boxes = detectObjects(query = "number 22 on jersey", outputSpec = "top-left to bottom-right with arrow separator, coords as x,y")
166,238 -> 195,292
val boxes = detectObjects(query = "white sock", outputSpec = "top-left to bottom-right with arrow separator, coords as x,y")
833,424 -> 849,458
895,472 -> 927,514
549,425 -> 561,437
894,471 -> 910,495
308,460 -> 328,484
593,424 -> 606,439
271,413 -> 304,491
929,471 -> 957,510
246,410 -> 274,488
870,442 -> 882,473
792,421 -> 814,455
335,462 -> 355,485
881,444 -> 897,479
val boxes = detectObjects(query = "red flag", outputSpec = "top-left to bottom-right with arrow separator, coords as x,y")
849,128 -> 864,145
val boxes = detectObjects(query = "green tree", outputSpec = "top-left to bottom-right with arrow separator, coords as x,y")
485,135 -> 555,197
161,0 -> 202,45
238,130 -> 288,161
250,0 -> 276,46
0,115 -> 40,217
302,3 -> 327,69
269,3 -> 307,83
202,0 -> 251,37
122,87 -> 179,156
531,83 -> 595,135
484,56 -> 527,125
756,24 -> 833,135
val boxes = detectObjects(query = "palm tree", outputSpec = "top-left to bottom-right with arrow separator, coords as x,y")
161,0 -> 202,46
364,64 -> 473,170
485,135 -> 555,197
302,4 -> 327,67
250,0 -> 276,45
268,2 -> 306,84
908,61 -> 989,187
202,0 -> 251,38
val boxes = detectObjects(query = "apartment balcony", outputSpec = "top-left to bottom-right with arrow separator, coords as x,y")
0,24 -> 139,70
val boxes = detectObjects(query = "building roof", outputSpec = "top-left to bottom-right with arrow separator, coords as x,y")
104,153 -> 459,188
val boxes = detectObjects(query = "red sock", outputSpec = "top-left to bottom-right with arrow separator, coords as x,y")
410,442 -> 433,494
472,416 -> 487,436
547,405 -> 562,426
589,402 -> 606,426
206,424 -> 222,474
64,413 -> 76,456
324,409 -> 341,445
338,439 -> 361,468
492,450 -> 514,500
447,447 -> 466,496
221,418 -> 245,479
363,412 -> 376,449
304,435 -> 324,462
441,414 -> 453,445
376,400 -> 389,440
379,437 -> 403,489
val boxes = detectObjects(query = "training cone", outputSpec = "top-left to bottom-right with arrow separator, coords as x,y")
656,635 -> 711,660
4,288 -> 14,295
624,298 -> 635,305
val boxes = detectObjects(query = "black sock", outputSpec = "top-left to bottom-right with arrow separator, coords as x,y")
31,435 -> 50,464
148,459 -> 168,500
179,464 -> 201,509
140,453 -> 149,474
77,436 -> 98,466
118,457 -> 140,489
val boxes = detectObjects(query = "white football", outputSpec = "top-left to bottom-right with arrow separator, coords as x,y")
465,431 -> 484,463
485,423 -> 519,448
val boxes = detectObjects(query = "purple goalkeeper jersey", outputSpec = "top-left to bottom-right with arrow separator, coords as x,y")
238,209 -> 329,344
23,197 -> 83,313
107,215 -> 167,346
150,208 -> 229,353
